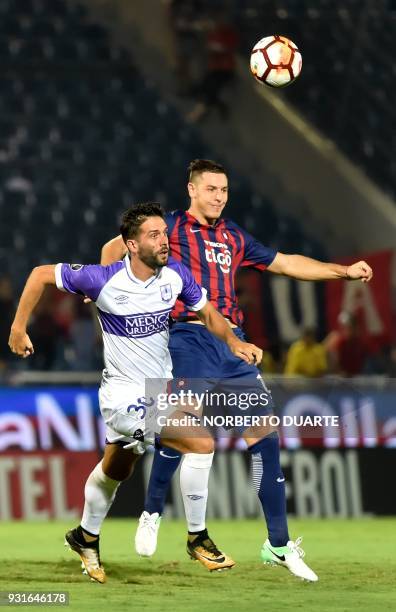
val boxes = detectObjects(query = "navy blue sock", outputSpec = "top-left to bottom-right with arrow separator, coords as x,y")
248,433 -> 289,547
144,445 -> 182,515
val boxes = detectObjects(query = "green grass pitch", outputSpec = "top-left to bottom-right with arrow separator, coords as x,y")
1,519 -> 395,612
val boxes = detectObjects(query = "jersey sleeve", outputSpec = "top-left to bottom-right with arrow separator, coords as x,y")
172,260 -> 207,311
235,224 -> 277,270
55,263 -> 113,301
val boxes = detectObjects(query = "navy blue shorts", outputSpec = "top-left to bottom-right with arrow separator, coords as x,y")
168,322 -> 273,432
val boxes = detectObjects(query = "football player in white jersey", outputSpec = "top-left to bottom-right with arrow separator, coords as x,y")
9,202 -> 262,583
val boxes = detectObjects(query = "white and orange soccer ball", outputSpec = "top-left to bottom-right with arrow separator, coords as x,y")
250,35 -> 302,88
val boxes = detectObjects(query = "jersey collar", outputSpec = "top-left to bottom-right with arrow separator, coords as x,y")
123,254 -> 161,287
185,210 -> 225,230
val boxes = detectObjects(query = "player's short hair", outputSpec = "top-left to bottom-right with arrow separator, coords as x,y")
188,159 -> 227,182
120,202 -> 165,241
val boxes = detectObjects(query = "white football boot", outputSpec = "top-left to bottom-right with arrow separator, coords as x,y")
135,511 -> 161,557
261,536 -> 318,582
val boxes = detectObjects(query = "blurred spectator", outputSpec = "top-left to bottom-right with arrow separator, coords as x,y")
5,174 -> 32,193
68,300 -> 102,371
0,275 -> 15,373
186,9 -> 239,122
166,0 -> 209,95
259,340 -> 284,374
364,344 -> 396,376
29,288 -> 63,370
260,349 -> 277,374
284,328 -> 327,377
325,311 -> 369,376
386,346 -> 396,377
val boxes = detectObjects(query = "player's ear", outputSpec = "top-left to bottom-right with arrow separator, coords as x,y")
126,238 -> 138,254
187,181 -> 195,198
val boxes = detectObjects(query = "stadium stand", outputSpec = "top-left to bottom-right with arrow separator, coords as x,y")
234,0 -> 396,199
0,0 -> 325,292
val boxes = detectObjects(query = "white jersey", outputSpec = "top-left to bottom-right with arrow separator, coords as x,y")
55,255 -> 207,384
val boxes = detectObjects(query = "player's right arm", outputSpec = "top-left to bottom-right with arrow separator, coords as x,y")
101,234 -> 127,265
9,265 -> 57,357
9,262 -> 110,358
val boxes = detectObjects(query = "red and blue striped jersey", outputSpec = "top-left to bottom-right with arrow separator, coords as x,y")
166,210 -> 277,326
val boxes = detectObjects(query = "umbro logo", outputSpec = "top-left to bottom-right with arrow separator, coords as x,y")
115,294 -> 129,304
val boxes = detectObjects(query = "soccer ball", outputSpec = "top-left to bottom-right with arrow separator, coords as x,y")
250,35 -> 302,88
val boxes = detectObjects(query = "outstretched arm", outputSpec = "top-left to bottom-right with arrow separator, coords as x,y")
9,265 -> 56,357
196,301 -> 262,365
267,253 -> 373,282
101,235 -> 127,265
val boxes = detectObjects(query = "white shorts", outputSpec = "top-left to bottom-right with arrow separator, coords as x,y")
99,379 -> 170,455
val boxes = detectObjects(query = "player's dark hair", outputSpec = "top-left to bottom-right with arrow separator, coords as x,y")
120,202 -> 165,241
188,159 -> 227,182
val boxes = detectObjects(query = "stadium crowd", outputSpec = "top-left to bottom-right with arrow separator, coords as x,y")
2,272 -> 395,378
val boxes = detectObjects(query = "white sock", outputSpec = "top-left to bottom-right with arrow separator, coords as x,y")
81,462 -> 120,535
180,452 -> 214,532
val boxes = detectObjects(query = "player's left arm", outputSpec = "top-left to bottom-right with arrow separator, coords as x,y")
267,252 -> 373,282
9,265 -> 57,358
196,301 -> 263,366
236,223 -> 372,282
101,234 -> 127,265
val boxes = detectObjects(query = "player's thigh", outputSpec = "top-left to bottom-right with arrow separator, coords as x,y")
99,382 -> 155,456
161,436 -> 214,454
243,422 -> 278,447
218,367 -> 275,442
102,443 -> 141,481
160,411 -> 214,454
170,323 -> 221,378
241,374 -> 277,445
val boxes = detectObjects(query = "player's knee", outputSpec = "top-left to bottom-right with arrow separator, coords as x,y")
102,453 -> 138,482
106,465 -> 134,481
185,437 -> 214,454
182,450 -> 214,469
200,438 -> 215,454
85,462 -> 122,501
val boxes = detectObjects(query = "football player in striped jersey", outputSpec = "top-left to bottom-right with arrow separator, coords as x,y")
99,160 -> 372,581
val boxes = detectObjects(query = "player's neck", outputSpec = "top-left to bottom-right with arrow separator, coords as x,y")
129,256 -> 157,282
187,206 -> 218,226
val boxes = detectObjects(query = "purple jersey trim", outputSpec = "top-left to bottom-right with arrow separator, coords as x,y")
167,256 -> 206,309
57,261 -> 123,301
98,307 -> 172,338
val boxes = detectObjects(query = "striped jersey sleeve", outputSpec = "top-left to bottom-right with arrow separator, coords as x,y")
230,222 -> 277,270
